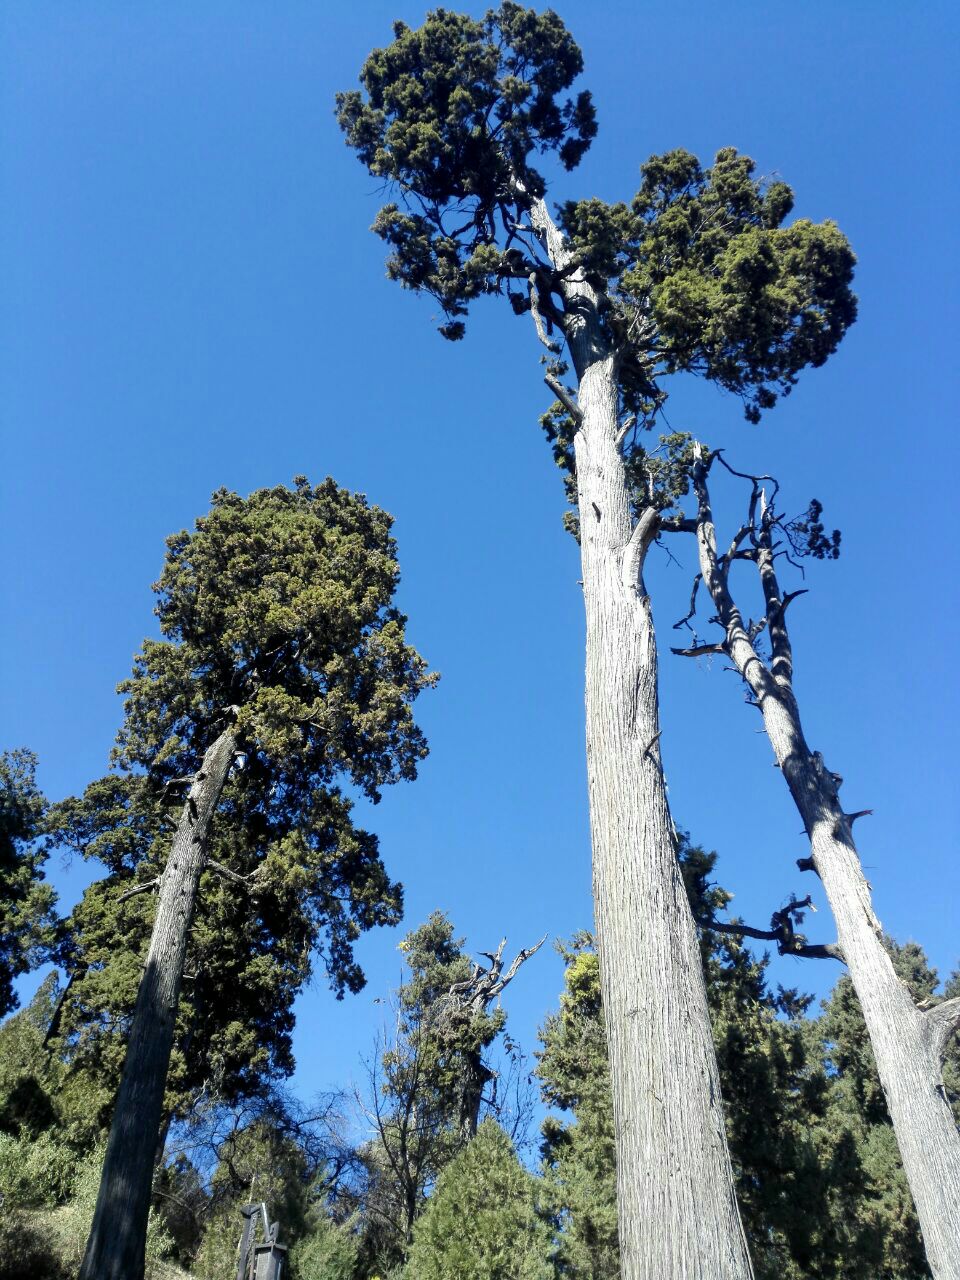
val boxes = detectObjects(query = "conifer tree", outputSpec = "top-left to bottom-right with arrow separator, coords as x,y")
351,912 -> 541,1270
0,750 -> 59,1016
403,1118 -> 553,1280
338,8 -> 855,1275
54,478 -> 434,1280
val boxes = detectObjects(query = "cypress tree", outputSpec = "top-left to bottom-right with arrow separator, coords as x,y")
52,477 -> 434,1280
338,11 -> 855,1274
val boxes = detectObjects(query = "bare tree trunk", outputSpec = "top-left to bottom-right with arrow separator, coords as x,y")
458,1049 -> 492,1144
529,202 -> 753,1280
689,458 -> 960,1280
79,727 -> 237,1280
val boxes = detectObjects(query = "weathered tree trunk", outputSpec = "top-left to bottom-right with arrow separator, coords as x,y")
530,202 -> 753,1279
458,1048 -> 493,1144
690,460 -> 960,1280
79,727 -> 237,1280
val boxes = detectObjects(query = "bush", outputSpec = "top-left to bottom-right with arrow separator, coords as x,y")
291,1212 -> 360,1280
403,1120 -> 553,1280
0,1130 -> 77,1207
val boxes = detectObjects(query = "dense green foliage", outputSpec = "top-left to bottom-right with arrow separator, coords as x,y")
46,478 -> 435,1128
338,3 -> 855,423
0,750 -> 60,1016
403,1119 -> 553,1280
336,4 -> 596,340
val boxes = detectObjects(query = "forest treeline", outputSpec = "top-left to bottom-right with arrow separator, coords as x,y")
1,746 -> 958,1278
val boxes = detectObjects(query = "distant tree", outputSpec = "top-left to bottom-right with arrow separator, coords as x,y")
52,478 -> 434,1280
350,912 -> 542,1271
677,449 -> 960,1277
402,1118 -> 553,1280
338,9 -> 855,1275
0,750 -> 59,1016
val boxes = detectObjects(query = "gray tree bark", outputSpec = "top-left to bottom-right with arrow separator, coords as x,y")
78,726 -> 238,1280
528,201 -> 753,1279
689,456 -> 960,1280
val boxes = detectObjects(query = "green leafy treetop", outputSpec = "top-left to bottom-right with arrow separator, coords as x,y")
50,477 -> 436,1121
0,750 -> 60,1018
403,1118 -> 553,1280
337,4 -> 855,424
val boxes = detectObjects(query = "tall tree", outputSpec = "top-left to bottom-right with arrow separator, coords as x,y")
0,750 -> 59,1017
56,477 -> 434,1280
351,911 -> 541,1270
338,7 -> 855,1274
678,449 -> 960,1277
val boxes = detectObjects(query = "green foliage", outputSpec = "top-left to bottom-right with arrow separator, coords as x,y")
0,1143 -> 174,1280
340,9 -> 855,430
193,1117 -> 314,1280
290,1211 -> 360,1280
403,1119 -> 553,1280
46,478 -> 435,1124
536,934 -> 617,1279
336,3 -> 595,337
601,146 -> 856,421
0,750 -> 60,1016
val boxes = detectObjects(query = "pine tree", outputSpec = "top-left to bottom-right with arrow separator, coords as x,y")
52,477 -> 434,1280
402,1118 -> 553,1280
338,11 -> 855,1275
0,750 -> 59,1016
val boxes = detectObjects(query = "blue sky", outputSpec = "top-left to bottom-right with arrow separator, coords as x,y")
2,1 -> 957,1121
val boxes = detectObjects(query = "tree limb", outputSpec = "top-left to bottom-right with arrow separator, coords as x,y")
544,373 -> 583,424
621,507 -> 660,596
117,877 -> 161,904
206,860 -> 264,893
671,643 -> 726,658
529,273 -> 561,353
924,997 -> 960,1061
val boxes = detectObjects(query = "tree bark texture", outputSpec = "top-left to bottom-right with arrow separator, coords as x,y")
691,464 -> 960,1280
79,727 -> 238,1280
532,202 -> 754,1280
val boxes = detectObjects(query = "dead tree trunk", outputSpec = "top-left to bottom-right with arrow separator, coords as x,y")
78,726 -> 238,1280
527,200 -> 753,1280
686,452 -> 960,1280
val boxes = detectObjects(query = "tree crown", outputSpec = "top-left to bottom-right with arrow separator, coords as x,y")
339,6 -> 855,424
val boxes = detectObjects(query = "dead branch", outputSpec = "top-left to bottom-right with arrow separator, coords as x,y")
117,877 -> 161,904
529,273 -> 561,353
544,372 -> 583,424
698,893 -> 844,962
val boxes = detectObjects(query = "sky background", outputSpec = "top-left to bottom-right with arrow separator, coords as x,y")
2,0 -> 958,1138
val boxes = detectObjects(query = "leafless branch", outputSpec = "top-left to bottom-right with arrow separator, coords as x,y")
698,894 -> 844,962
529,273 -> 561,353
544,372 -> 582,423
118,877 -> 161,903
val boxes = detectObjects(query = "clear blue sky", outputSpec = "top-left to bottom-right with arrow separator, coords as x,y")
2,1 -> 957,1120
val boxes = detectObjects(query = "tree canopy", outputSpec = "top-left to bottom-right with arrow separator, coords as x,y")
47,478 -> 436,1121
337,3 -> 855,423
